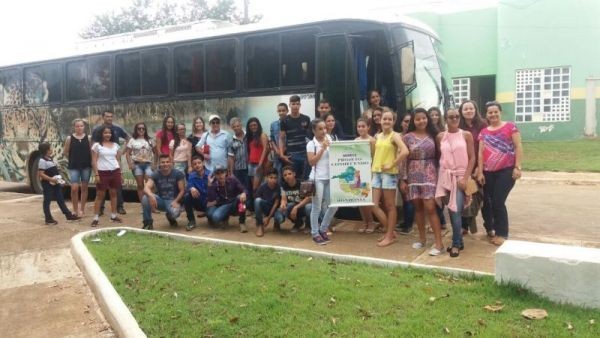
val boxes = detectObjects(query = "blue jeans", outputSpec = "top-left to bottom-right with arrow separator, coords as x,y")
274,202 -> 311,228
401,200 -> 415,228
233,169 -> 251,209
42,182 -> 71,220
289,151 -> 308,180
449,188 -> 465,248
310,179 -> 338,236
254,198 -> 275,226
141,194 -> 181,223
207,195 -> 245,225
184,193 -> 207,223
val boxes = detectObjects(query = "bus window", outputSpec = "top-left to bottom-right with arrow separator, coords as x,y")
206,40 -> 236,92
142,49 -> 168,96
175,44 -> 205,94
245,34 -> 279,89
282,30 -> 315,86
88,56 -> 111,100
0,69 -> 22,106
66,61 -> 88,101
25,64 -> 61,105
116,52 -> 141,97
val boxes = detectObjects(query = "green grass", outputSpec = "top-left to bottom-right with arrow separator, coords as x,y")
86,232 -> 600,337
523,139 -> 600,172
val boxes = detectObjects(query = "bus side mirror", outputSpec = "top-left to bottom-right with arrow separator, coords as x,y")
401,45 -> 416,86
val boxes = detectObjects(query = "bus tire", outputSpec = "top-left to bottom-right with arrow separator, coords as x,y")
30,155 -> 43,194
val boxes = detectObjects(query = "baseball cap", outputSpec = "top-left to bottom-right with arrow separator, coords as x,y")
208,114 -> 221,122
213,164 -> 227,173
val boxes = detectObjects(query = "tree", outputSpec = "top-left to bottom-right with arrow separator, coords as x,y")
80,0 -> 262,39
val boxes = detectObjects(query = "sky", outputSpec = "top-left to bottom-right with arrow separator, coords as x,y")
0,0 -> 497,67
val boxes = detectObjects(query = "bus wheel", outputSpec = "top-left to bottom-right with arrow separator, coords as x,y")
30,155 -> 43,194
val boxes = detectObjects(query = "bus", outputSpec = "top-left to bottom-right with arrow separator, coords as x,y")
0,14 -> 451,193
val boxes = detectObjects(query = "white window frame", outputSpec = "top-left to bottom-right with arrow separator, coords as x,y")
515,66 -> 571,123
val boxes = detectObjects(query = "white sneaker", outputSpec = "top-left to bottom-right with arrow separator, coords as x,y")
412,242 -> 425,249
428,247 -> 443,256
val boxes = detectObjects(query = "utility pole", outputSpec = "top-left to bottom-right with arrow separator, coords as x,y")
243,0 -> 249,24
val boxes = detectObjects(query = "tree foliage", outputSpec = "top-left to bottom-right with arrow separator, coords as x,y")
80,0 -> 262,39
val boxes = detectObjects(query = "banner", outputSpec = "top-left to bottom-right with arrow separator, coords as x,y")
328,140 -> 373,207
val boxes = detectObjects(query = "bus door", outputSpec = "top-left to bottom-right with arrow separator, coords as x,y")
316,34 -> 360,136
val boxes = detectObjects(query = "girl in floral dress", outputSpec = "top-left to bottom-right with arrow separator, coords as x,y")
401,108 -> 444,256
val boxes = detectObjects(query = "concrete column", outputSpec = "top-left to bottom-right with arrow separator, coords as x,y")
584,77 -> 599,137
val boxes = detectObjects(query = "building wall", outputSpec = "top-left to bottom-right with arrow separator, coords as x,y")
410,0 -> 600,140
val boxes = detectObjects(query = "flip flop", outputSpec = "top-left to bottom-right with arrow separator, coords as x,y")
377,237 -> 398,247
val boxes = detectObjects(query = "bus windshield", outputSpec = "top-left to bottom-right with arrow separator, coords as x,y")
392,27 -> 444,110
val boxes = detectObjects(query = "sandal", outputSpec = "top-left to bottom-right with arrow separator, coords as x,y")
358,224 -> 369,233
491,237 -> 505,246
377,231 -> 397,242
377,236 -> 398,247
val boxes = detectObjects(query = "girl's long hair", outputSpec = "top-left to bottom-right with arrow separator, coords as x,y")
191,116 -> 205,136
173,123 -> 185,149
132,122 -> 150,142
407,108 -> 439,140
428,106 -> 444,133
245,117 -> 263,153
458,100 -> 485,130
161,115 -> 175,145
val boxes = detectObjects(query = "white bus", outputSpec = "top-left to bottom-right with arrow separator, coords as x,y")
0,15 -> 450,193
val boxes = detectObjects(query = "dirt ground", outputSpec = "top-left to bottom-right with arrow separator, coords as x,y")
0,174 -> 599,337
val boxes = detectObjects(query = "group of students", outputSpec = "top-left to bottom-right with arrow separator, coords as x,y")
39,91 -> 523,258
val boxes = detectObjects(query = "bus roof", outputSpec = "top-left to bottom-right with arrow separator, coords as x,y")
0,12 -> 437,68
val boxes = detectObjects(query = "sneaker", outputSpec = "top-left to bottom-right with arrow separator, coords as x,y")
312,235 -> 327,245
240,222 -> 248,233
45,219 -> 58,225
319,231 -> 331,243
446,245 -> 464,252
428,247 -> 443,256
66,214 -> 81,221
274,221 -> 281,232
91,219 -> 99,227
399,227 -> 413,235
142,221 -> 153,230
186,222 -> 196,231
117,207 -> 127,215
412,242 -> 425,249
110,216 -> 123,223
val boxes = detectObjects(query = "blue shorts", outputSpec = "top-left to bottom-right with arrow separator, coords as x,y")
68,168 -> 91,184
372,172 -> 398,190
247,163 -> 261,178
133,162 -> 153,176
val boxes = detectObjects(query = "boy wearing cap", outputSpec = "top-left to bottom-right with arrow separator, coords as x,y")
206,165 -> 248,232
195,114 -> 231,172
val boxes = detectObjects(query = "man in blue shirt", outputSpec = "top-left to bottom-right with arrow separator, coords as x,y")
183,155 -> 211,231
92,110 -> 129,215
270,103 -> 288,180
195,114 -> 231,172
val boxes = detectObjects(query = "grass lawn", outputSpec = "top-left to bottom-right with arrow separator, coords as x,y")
523,139 -> 600,172
86,232 -> 599,337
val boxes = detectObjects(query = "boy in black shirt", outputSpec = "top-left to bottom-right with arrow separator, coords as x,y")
274,166 -> 312,232
37,143 -> 80,225
279,95 -> 311,180
254,168 -> 281,237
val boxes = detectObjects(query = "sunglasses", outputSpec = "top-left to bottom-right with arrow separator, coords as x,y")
137,127 -> 146,130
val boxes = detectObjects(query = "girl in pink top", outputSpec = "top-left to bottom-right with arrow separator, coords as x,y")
477,101 -> 523,246
435,109 -> 475,257
156,115 -> 175,156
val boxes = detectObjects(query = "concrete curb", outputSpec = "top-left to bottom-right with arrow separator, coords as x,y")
72,227 -> 494,337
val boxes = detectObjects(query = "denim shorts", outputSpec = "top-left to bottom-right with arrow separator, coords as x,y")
68,168 -> 91,184
372,172 -> 399,190
174,161 -> 188,174
247,163 -> 260,177
133,162 -> 153,176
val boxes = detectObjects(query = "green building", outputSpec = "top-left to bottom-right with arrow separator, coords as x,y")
409,0 -> 600,140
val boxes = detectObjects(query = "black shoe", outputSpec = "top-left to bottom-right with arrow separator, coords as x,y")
45,219 -> 58,225
142,221 -> 153,230
66,214 -> 81,221
186,222 -> 196,231
110,216 -> 123,223
399,227 -> 413,235
99,209 -> 104,216
446,245 -> 464,252
91,219 -> 99,227
167,215 -> 178,227
117,207 -> 127,215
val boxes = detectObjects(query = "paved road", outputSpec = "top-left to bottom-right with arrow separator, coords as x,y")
0,174 -> 598,337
